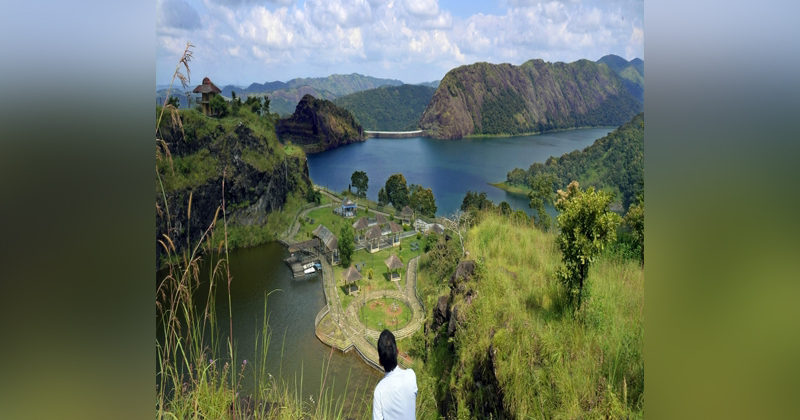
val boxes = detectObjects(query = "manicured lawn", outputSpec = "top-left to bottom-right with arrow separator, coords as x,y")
335,236 -> 424,310
358,297 -> 412,331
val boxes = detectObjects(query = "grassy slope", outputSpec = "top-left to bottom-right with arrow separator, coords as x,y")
414,213 -> 644,418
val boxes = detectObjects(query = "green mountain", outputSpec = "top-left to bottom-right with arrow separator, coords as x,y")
276,94 -> 366,153
504,112 -> 644,209
156,107 -> 311,267
265,86 -> 337,117
419,59 -> 642,139
286,73 -> 403,97
333,84 -> 436,131
597,54 -> 644,102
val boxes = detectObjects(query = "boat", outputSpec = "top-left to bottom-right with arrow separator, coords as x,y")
303,266 -> 316,274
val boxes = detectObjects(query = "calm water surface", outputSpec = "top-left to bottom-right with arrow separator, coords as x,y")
307,128 -> 614,216
157,242 -> 381,413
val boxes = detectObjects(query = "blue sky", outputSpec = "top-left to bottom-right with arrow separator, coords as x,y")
156,0 -> 643,87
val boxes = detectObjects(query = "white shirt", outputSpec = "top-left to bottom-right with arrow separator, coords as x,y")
372,366 -> 417,420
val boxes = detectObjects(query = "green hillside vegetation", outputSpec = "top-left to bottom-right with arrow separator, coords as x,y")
334,84 -> 436,131
412,211 -> 644,418
504,112 -> 644,209
276,94 -> 366,153
597,55 -> 644,102
420,59 -> 642,139
156,103 -> 313,266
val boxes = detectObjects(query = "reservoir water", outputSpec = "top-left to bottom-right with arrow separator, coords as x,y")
157,242 -> 382,413
307,128 -> 614,216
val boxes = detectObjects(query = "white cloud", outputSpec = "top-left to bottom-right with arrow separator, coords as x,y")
156,0 -> 644,84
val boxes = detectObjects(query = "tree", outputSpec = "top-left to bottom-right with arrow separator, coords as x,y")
555,181 -> 621,309
305,186 -> 321,205
339,224 -> 355,267
351,171 -> 369,198
262,96 -> 271,115
527,173 -> 556,230
461,190 -> 493,212
378,187 -> 389,206
209,94 -> 229,117
167,95 -> 180,108
499,201 -> 512,216
624,180 -> 644,264
244,95 -> 263,115
384,173 -> 409,209
409,184 -> 437,218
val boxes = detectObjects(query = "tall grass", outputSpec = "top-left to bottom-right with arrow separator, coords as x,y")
157,43 -> 372,420
413,212 -> 644,418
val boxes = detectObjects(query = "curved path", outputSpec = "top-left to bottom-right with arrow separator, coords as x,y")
280,188 -> 425,372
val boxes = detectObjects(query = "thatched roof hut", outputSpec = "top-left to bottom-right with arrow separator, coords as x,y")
353,217 -> 369,231
375,213 -> 388,225
401,206 -> 414,219
366,224 -> 383,241
384,254 -> 403,271
192,77 -> 221,94
342,265 -> 362,284
388,221 -> 403,233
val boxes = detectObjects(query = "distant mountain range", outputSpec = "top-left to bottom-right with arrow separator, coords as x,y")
597,54 -> 644,102
334,85 -> 437,131
420,59 -> 643,139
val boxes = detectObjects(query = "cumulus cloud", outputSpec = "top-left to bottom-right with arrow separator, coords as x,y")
156,0 -> 644,84
157,0 -> 202,31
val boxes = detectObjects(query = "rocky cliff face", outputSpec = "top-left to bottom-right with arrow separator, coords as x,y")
420,59 -> 643,139
156,116 -> 311,268
276,94 -> 366,153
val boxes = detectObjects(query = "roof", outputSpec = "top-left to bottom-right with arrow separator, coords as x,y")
401,206 -> 414,217
426,224 -> 444,235
342,266 -> 362,283
288,238 -> 320,253
353,217 -> 369,230
388,221 -> 403,233
193,77 -> 221,94
312,225 -> 338,252
384,254 -> 403,270
341,197 -> 356,207
365,224 -> 383,241
375,213 -> 388,224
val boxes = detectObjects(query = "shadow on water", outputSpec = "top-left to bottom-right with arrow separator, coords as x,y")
156,241 -> 382,415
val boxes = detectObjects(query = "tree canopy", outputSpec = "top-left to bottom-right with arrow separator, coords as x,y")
351,171 -> 369,198
555,181 -> 621,309
409,184 -> 437,218
384,173 -> 410,209
339,224 -> 355,267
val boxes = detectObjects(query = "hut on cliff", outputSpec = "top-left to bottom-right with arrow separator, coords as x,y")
193,77 -> 222,116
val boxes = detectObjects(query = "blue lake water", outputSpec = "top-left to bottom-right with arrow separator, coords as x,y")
307,128 -> 614,216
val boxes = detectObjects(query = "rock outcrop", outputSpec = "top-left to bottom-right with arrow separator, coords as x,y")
276,94 -> 366,153
419,59 -> 643,139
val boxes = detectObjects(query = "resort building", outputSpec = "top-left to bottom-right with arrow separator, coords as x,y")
312,224 -> 340,265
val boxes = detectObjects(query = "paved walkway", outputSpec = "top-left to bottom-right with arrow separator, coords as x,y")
279,189 -> 425,372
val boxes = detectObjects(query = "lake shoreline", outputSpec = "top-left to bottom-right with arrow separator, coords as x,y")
488,181 -> 531,196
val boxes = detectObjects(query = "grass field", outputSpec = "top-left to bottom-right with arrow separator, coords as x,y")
335,238 -> 424,310
413,212 -> 644,419
358,297 -> 412,331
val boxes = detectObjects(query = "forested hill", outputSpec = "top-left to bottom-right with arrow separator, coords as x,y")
419,59 -> 642,139
276,94 -> 366,153
333,85 -> 436,131
220,73 -> 403,99
597,54 -> 644,102
506,112 -> 644,209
